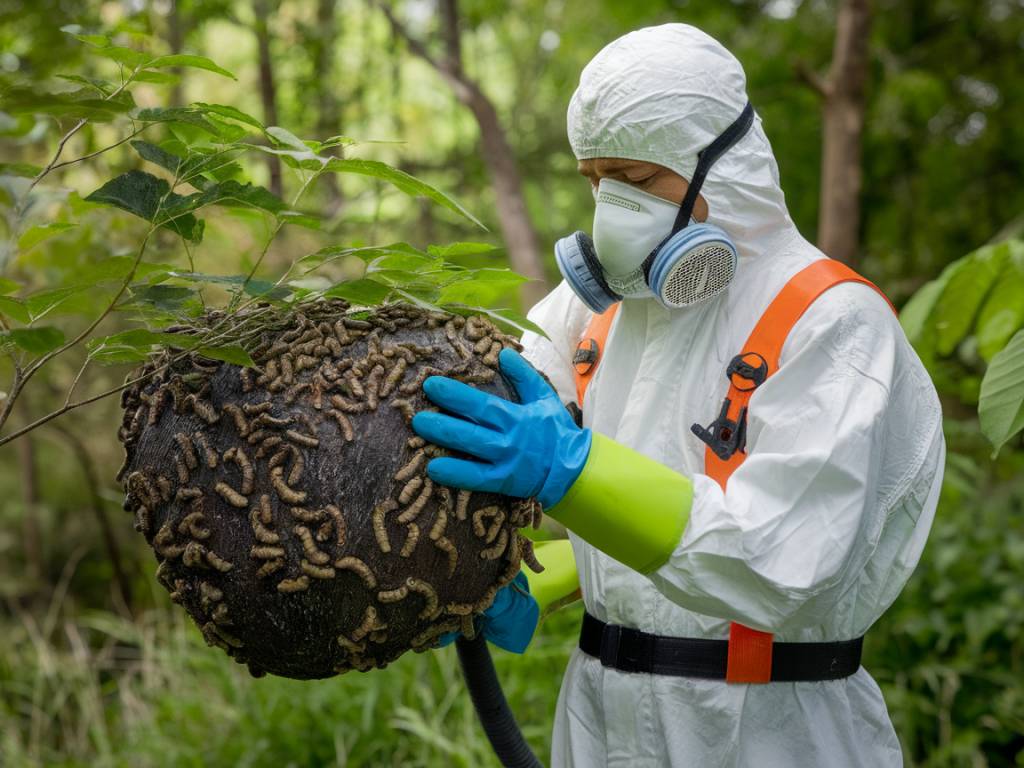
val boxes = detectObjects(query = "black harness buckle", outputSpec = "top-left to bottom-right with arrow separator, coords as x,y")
691,353 -> 768,461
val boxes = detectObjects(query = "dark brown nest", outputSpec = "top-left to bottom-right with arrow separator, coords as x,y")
117,300 -> 543,679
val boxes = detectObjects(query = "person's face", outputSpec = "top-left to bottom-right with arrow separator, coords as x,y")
576,157 -> 709,222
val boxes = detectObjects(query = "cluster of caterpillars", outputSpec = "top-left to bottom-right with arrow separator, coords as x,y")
118,301 -> 544,678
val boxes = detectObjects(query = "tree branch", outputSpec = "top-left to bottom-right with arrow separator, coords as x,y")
795,60 -> 833,99
375,1 -> 471,101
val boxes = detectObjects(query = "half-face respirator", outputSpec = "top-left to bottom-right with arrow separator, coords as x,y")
554,102 -> 755,313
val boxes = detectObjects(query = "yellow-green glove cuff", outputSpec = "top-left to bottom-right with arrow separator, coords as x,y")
524,539 -> 580,619
546,432 -> 692,574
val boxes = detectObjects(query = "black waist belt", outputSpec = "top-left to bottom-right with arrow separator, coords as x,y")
579,612 -> 863,682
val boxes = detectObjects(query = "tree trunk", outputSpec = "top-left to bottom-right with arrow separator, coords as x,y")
379,0 -> 550,309
817,0 -> 872,266
254,0 -> 283,198
459,82 -> 549,308
312,0 -> 343,214
166,0 -> 185,107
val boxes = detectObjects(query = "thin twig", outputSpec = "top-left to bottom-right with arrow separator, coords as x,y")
47,125 -> 151,173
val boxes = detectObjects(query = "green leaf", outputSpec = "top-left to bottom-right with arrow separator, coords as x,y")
85,170 -> 204,242
89,45 -> 151,68
191,102 -> 264,130
2,86 -> 136,122
436,270 -> 528,305
128,284 -> 198,311
133,70 -> 181,85
0,162 -> 42,179
60,26 -> 110,47
427,242 -> 500,258
0,279 -> 20,295
130,139 -> 184,174
325,158 -> 484,228
979,328 -> 1024,454
87,328 -> 202,364
932,243 -> 1008,355
266,126 -> 311,151
975,241 -> 1024,361
56,74 -> 115,95
324,278 -> 393,305
197,345 -> 255,367
0,297 -> 30,324
18,222 -> 76,252
167,180 -> 287,217
900,276 -> 948,346
132,107 -> 220,135
146,54 -> 236,80
299,242 -> 425,268
25,286 -> 86,320
3,327 -> 66,355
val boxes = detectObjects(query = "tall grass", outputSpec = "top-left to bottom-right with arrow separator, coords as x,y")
0,582 -> 581,768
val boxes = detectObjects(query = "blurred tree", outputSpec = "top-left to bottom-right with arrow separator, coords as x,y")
253,0 -> 284,196
799,0 -> 872,266
376,0 -> 551,307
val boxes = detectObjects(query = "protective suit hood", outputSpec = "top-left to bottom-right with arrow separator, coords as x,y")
567,23 -> 795,257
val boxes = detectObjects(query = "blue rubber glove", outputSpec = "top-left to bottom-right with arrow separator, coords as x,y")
437,572 -> 540,653
411,348 -> 592,510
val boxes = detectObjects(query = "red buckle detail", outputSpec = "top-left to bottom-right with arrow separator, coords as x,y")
725,622 -> 773,683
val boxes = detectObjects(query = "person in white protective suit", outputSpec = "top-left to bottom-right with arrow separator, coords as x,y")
412,22 -> 945,768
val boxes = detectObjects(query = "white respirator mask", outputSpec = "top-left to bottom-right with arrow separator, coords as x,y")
554,102 -> 755,313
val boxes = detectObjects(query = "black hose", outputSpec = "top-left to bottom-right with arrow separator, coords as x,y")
455,634 -> 544,768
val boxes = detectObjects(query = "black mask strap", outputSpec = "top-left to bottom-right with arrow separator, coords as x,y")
670,101 -> 755,235
640,102 -> 755,282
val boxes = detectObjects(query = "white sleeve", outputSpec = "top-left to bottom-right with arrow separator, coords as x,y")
646,283 -> 945,634
518,280 -> 592,406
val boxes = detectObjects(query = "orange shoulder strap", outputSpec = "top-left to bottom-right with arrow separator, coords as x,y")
702,259 -> 894,493
573,304 -> 619,407
703,258 -> 893,684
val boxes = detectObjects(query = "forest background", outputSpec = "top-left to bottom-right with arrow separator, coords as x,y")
1,0 -> 1023,766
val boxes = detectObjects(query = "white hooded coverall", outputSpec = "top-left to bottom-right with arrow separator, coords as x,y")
519,24 -> 945,768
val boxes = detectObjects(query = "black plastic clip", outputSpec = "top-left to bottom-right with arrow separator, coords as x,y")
691,352 -> 768,460
726,352 -> 768,391
691,398 -> 748,460
573,338 -> 599,374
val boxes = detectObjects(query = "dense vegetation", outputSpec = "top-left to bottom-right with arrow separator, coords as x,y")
2,1 -> 1023,766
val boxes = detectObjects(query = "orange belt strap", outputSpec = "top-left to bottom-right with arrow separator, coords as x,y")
572,258 -> 894,685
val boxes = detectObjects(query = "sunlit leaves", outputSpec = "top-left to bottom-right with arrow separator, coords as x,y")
145,55 -> 236,81
905,239 -> 1024,451
325,158 -> 484,229
904,240 -> 1024,361
1,86 -> 136,122
979,329 -> 1024,454
132,107 -> 220,135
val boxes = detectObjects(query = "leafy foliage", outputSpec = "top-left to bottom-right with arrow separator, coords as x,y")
0,25 -> 541,452
903,239 -> 1024,452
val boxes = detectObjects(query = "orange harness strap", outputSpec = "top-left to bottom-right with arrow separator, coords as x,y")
572,303 -> 619,407
572,258 -> 894,685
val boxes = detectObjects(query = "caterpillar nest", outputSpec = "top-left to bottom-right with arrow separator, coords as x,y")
117,300 -> 544,679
